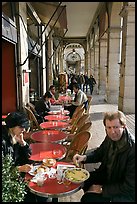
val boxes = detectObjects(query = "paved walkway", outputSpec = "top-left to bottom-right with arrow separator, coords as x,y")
58,93 -> 135,202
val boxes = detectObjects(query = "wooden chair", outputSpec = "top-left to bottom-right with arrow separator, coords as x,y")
27,102 -> 36,113
70,113 -> 90,135
65,117 -> 92,144
74,121 -> 92,137
69,104 -> 84,125
62,131 -> 91,162
76,113 -> 90,129
24,106 -> 42,131
86,96 -> 92,114
65,107 -> 85,134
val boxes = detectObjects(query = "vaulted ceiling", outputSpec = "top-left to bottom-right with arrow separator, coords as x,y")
61,2 -> 99,38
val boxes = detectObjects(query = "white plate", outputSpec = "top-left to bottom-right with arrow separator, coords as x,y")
31,174 -> 47,183
64,168 -> 90,184
28,165 -> 49,176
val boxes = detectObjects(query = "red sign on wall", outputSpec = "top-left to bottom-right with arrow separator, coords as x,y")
24,72 -> 29,83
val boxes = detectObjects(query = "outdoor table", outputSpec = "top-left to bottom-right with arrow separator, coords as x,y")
44,114 -> 70,121
2,115 -> 7,119
48,110 -> 70,115
29,143 -> 67,161
40,121 -> 69,130
31,129 -> 68,143
25,161 -> 82,202
58,95 -> 72,103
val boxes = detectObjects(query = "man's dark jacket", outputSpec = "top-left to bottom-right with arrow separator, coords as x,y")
83,128 -> 135,202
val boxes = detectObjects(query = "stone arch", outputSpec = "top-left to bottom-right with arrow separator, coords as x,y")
63,42 -> 85,74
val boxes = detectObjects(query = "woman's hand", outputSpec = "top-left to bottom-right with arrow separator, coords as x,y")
18,164 -> 32,173
15,132 -> 26,146
73,154 -> 87,166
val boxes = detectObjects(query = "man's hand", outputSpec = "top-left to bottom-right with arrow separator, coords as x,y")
86,184 -> 103,194
73,154 -> 87,166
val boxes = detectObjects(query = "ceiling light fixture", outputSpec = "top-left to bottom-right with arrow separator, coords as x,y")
72,49 -> 76,55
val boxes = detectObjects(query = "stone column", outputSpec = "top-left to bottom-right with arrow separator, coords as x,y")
84,51 -> 88,74
16,3 -> 29,105
107,26 -> 121,103
90,49 -> 94,74
94,43 -> 99,94
48,34 -> 53,86
41,25 -> 47,93
99,37 -> 107,95
118,2 -> 135,113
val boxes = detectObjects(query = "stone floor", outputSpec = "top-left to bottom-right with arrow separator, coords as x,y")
58,93 -> 135,202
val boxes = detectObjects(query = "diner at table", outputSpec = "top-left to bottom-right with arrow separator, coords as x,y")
49,85 -> 72,105
49,85 -> 60,105
64,83 -> 88,118
2,111 -> 50,202
35,91 -> 52,118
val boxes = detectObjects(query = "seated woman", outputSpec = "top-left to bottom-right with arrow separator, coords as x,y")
35,91 -> 52,118
65,83 -> 88,118
2,112 -> 49,202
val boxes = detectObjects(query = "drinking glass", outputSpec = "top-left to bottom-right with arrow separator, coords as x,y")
62,175 -> 71,187
37,174 -> 45,186
56,168 -> 63,184
52,149 -> 60,156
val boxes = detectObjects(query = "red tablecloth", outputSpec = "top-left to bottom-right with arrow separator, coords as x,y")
25,161 -> 81,198
29,143 -> 67,161
44,114 -> 70,121
58,95 -> 72,103
2,115 -> 7,119
40,121 -> 69,130
48,110 -> 70,115
31,130 -> 68,143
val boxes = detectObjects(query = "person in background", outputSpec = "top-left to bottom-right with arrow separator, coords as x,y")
35,91 -> 52,118
73,111 -> 135,202
88,75 -> 96,95
2,111 -> 50,202
66,83 -> 88,118
79,73 -> 85,92
83,73 -> 89,93
67,75 -> 77,94
49,85 -> 59,104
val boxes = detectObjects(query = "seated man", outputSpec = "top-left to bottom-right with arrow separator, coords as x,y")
35,91 -> 52,118
73,111 -> 135,202
65,83 -> 88,118
49,85 -> 59,105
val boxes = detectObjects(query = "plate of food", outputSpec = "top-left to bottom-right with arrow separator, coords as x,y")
28,165 -> 49,176
64,168 -> 90,184
42,158 -> 56,167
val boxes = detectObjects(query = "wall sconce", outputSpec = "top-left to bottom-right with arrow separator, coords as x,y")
23,69 -> 31,73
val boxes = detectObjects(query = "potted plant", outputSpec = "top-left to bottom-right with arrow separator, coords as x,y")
2,154 -> 27,202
